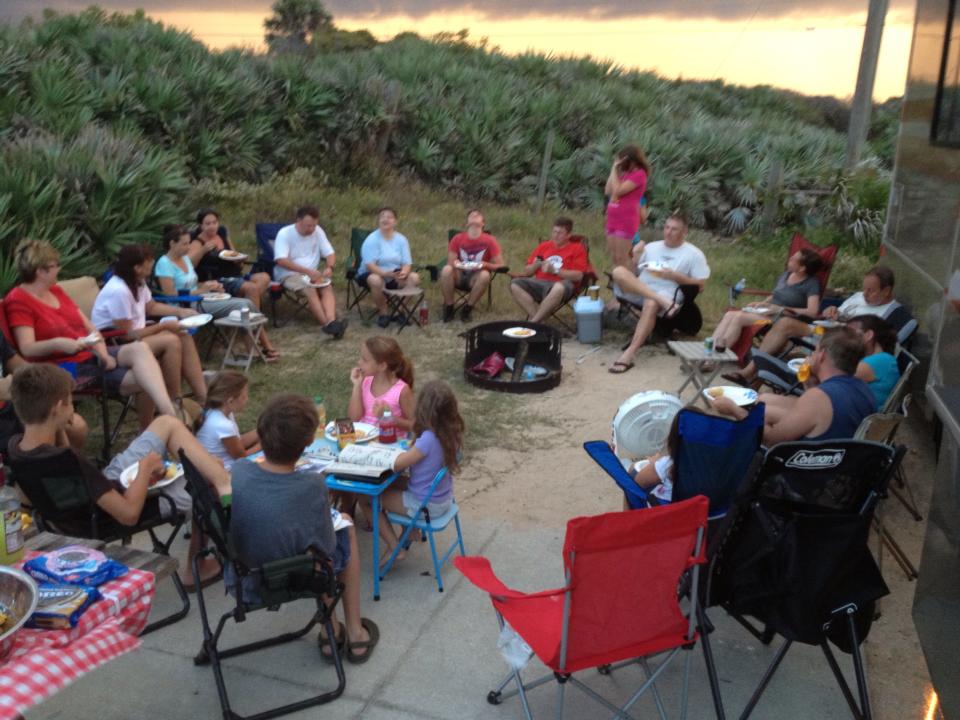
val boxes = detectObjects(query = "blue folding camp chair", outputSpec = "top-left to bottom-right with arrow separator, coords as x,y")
254,222 -> 311,328
379,468 -> 466,594
584,403 -> 765,519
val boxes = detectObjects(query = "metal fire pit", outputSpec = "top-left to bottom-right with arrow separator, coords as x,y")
463,321 -> 562,393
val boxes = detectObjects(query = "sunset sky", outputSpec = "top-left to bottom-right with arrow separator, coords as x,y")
1,1 -> 918,99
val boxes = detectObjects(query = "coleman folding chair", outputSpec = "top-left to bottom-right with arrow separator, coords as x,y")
706,439 -> 905,720
456,496 -> 714,720
9,447 -> 190,635
181,452 -> 346,720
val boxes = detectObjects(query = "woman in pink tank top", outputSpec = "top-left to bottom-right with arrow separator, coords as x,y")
348,336 -> 415,431
605,144 -> 651,270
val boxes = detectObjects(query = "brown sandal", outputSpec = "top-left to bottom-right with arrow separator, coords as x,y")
345,618 -> 380,664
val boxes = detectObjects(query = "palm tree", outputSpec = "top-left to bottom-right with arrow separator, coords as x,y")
264,0 -> 332,54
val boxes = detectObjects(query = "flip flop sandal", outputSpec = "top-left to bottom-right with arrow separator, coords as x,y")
346,617 -> 380,665
608,361 -> 635,374
318,621 -> 345,665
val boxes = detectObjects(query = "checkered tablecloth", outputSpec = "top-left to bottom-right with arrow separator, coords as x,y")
0,552 -> 156,719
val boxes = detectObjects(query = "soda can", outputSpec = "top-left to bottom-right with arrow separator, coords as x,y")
704,337 -> 715,354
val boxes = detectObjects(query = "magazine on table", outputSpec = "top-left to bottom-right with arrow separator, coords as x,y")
324,443 -> 404,481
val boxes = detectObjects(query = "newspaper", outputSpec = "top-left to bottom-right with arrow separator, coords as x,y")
324,442 -> 404,480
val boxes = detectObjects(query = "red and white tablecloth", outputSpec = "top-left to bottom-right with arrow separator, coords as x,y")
0,553 -> 156,720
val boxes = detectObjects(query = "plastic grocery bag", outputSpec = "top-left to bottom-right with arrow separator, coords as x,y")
497,621 -> 533,670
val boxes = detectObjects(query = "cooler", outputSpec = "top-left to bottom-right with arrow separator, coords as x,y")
574,296 -> 603,344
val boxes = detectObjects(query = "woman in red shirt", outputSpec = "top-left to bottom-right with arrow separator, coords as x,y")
4,239 -> 178,426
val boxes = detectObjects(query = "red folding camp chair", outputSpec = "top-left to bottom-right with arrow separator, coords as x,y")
455,496 -> 711,720
727,233 -> 839,364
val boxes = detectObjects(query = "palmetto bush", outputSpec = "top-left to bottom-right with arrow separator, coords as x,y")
0,8 -> 891,271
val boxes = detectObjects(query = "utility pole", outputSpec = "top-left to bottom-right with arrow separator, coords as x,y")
845,0 -> 889,170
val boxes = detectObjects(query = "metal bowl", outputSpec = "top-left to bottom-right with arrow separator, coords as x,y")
0,565 -> 39,661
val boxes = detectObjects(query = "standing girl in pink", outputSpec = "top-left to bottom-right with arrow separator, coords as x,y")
605,145 -> 651,270
348,336 -> 415,432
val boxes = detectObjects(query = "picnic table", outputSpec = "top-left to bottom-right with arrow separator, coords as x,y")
0,533 -> 175,720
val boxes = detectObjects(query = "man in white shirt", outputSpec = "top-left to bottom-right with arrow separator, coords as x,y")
273,205 -> 345,338
608,213 -> 710,373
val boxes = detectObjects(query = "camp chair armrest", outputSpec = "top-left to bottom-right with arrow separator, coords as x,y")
455,556 -> 567,600
153,293 -> 203,305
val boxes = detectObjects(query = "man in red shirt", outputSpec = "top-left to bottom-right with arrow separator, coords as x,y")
509,218 -> 589,323
441,209 -> 505,323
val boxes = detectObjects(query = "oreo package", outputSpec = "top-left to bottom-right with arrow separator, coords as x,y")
24,545 -> 128,587
26,583 -> 101,629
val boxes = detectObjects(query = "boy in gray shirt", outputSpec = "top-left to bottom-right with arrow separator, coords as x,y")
228,393 -> 379,664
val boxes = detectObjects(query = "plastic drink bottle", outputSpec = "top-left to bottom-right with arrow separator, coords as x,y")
378,410 -> 398,444
314,396 -> 326,439
0,461 -> 24,565
419,299 -> 429,326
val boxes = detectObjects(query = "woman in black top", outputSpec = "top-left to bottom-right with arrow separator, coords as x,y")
708,248 -> 823,352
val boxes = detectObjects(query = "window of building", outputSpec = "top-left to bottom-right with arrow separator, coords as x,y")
933,0 -> 960,146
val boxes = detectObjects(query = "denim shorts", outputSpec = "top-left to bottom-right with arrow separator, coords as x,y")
402,490 -> 452,519
331,527 -> 351,573
76,346 -> 127,394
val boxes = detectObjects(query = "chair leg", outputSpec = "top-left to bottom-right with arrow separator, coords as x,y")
889,466 -> 922,521
697,605 -> 727,719
739,639 -> 792,719
821,638 -> 868,720
426,529 -> 444,592
142,571 -> 191,635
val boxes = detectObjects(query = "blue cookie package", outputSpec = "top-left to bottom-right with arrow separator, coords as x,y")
24,545 -> 128,587
26,583 -> 101,629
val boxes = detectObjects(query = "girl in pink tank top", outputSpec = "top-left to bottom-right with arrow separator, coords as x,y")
348,335 -> 415,431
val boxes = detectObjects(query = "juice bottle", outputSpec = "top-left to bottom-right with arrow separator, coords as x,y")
378,410 -> 398,444
314,395 -> 326,439
0,461 -> 24,565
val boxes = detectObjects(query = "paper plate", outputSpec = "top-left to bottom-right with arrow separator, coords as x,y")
787,358 -> 807,374
744,306 -> 772,314
544,255 -> 563,271
179,313 -> 213,329
703,386 -> 759,406
324,421 -> 378,444
455,261 -> 483,271
119,460 -> 183,490
638,261 -> 668,272
219,250 -> 247,261
201,292 -> 231,302
309,279 -> 332,288
504,358 -> 547,377
502,327 -> 536,338
813,319 -> 842,328
79,333 -> 102,346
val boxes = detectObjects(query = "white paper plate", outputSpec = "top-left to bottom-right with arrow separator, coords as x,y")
309,279 -> 332,288
702,386 -> 759,406
502,327 -> 536,338
179,313 -> 213,329
813,319 -> 842,328
219,250 -> 247,261
787,358 -> 807,374
79,333 -> 102,346
504,358 -> 547,377
325,421 -> 378,444
201,292 -> 231,302
455,261 -> 483,271
744,306 -> 772,314
119,460 -> 183,490
544,255 -> 563,272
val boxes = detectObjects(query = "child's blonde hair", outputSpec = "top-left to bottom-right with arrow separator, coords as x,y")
205,370 -> 249,410
365,335 -> 414,388
413,380 -> 464,473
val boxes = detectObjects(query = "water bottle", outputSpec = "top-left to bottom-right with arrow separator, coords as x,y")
314,395 -> 326,440
378,410 -> 398,444
418,299 -> 429,326
0,460 -> 24,565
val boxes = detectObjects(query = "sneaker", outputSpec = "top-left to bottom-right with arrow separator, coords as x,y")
376,315 -> 391,328
442,304 -> 455,323
322,321 -> 340,336
460,304 -> 473,322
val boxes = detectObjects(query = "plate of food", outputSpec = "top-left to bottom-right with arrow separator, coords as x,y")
179,313 -> 213,329
201,292 -> 231,302
812,319 -> 843,328
324,421 -> 378,444
455,261 -> 483,271
638,261 -> 669,273
309,279 -> 332,288
703,386 -> 759,407
502,327 -> 536,338
219,250 -> 247,261
79,333 -> 102,347
787,358 -> 807,373
119,460 -> 183,490
743,305 -> 772,314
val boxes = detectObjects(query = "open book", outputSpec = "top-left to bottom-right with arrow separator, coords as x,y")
324,443 -> 404,481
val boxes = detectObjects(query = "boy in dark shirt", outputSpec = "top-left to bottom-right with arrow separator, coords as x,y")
8,363 -> 228,589
229,393 -> 378,664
